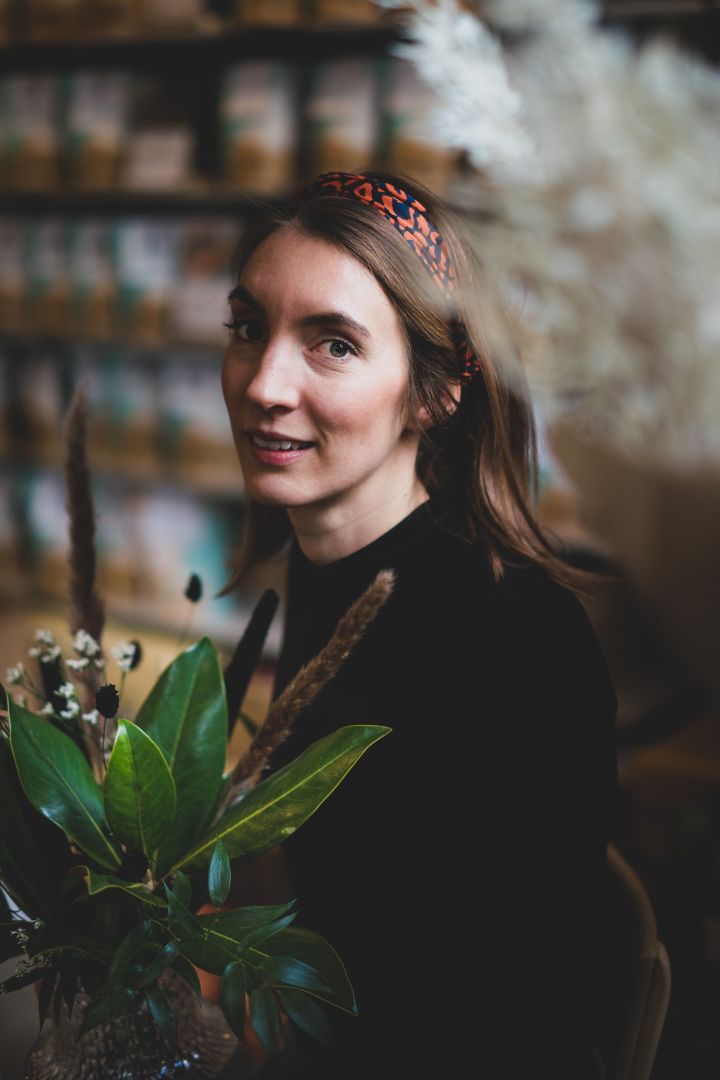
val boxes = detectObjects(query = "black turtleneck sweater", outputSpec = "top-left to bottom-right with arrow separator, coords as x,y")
264,489 -> 618,1080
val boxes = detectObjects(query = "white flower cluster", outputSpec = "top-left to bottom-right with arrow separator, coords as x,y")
386,0 -> 720,466
56,682 -> 80,721
67,629 -> 105,672
4,662 -> 25,686
28,629 -> 61,664
110,641 -> 137,674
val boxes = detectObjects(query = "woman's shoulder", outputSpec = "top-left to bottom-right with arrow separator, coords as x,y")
401,518 -> 614,694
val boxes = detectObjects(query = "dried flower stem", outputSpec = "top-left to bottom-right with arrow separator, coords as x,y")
64,384 -> 106,778
225,568 -> 396,803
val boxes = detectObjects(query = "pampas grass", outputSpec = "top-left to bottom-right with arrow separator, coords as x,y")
378,0 -> 720,468
227,568 -> 397,799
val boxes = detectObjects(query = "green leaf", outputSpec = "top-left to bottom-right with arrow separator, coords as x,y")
80,986 -> 136,1035
78,867 -> 165,908
208,840 -> 231,907
249,928 -> 357,1016
277,988 -> 333,1045
8,700 -> 121,870
136,942 -> 179,989
135,637 -> 228,874
146,985 -> 178,1053
164,884 -> 203,941
103,721 -> 176,863
197,900 -> 297,939
108,921 -> 159,983
169,871 -> 192,909
0,732 -> 72,918
219,961 -> 247,1041
176,937 -> 234,977
263,955 -> 331,996
173,725 -> 391,873
170,955 -> 201,999
249,985 -> 281,1055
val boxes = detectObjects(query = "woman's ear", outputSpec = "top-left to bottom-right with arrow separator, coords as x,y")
407,381 -> 461,433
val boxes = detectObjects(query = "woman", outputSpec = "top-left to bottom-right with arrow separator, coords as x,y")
218,170 -> 618,1079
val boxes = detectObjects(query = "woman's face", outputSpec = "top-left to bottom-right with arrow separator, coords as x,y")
221,226 -> 424,519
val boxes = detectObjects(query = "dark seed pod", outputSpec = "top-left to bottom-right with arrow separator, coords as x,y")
95,683 -> 120,718
128,640 -> 142,671
184,573 -> 202,603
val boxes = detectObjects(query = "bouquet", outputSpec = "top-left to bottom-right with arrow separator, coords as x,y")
0,386 -> 394,1070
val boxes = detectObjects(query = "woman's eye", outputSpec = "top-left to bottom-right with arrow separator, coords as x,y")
318,338 -> 358,360
223,318 -> 264,342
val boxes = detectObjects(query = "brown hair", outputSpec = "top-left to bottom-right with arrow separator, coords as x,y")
216,169 -> 614,601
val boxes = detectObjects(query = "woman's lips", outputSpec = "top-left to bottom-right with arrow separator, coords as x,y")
246,433 -> 315,465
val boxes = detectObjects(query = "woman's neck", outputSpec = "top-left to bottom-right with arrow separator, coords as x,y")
288,477 -> 430,567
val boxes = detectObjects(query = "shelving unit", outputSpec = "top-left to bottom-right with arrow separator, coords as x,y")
0,0 -> 716,672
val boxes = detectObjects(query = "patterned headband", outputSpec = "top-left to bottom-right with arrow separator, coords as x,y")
296,171 -> 482,383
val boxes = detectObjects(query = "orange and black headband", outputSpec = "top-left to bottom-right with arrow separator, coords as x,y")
296,171 -> 482,383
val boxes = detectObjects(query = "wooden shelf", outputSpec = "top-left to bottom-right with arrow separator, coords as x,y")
0,21 -> 406,73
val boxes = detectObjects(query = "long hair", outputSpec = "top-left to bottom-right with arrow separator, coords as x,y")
216,169 -> 611,600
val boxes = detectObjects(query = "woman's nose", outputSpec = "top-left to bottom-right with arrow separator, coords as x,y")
242,339 -> 301,412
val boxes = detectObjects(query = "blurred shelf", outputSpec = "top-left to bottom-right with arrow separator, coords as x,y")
0,580 -> 281,657
0,330 -> 227,356
0,184 -> 285,216
0,21 -> 406,73
605,1 -> 720,15
1,451 -> 244,501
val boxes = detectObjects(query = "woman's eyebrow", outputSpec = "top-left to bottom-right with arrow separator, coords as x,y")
227,284 -> 371,340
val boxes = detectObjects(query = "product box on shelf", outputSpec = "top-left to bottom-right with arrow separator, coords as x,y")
156,354 -> 242,489
20,468 -> 68,599
70,345 -> 158,472
26,218 -> 69,336
0,219 -> 26,334
310,0 -> 378,23
64,72 -> 131,190
114,218 -> 181,344
382,57 -> 457,198
0,472 -> 19,591
73,0 -> 138,40
169,217 -> 239,346
19,0 -> 79,42
0,76 -> 61,190
304,58 -> 379,177
236,0 -> 302,27
15,349 -> 65,462
220,62 -> 297,196
69,220 -> 117,339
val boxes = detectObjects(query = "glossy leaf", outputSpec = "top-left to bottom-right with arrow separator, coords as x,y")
277,988 -> 333,1045
164,884 -> 203,941
219,961 -> 247,1041
169,871 -> 192,909
135,637 -> 228,874
171,955 -> 201,999
146,985 -> 178,1054
0,733 -> 70,919
136,942 -> 179,989
104,721 -> 176,862
249,985 -> 281,1055
197,900 -> 297,939
108,921 -> 171,983
263,955 -> 331,996
78,867 -> 165,908
173,725 -> 391,873
175,936 -> 234,976
8,700 -> 121,870
208,840 -> 231,907
249,928 -> 357,1016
